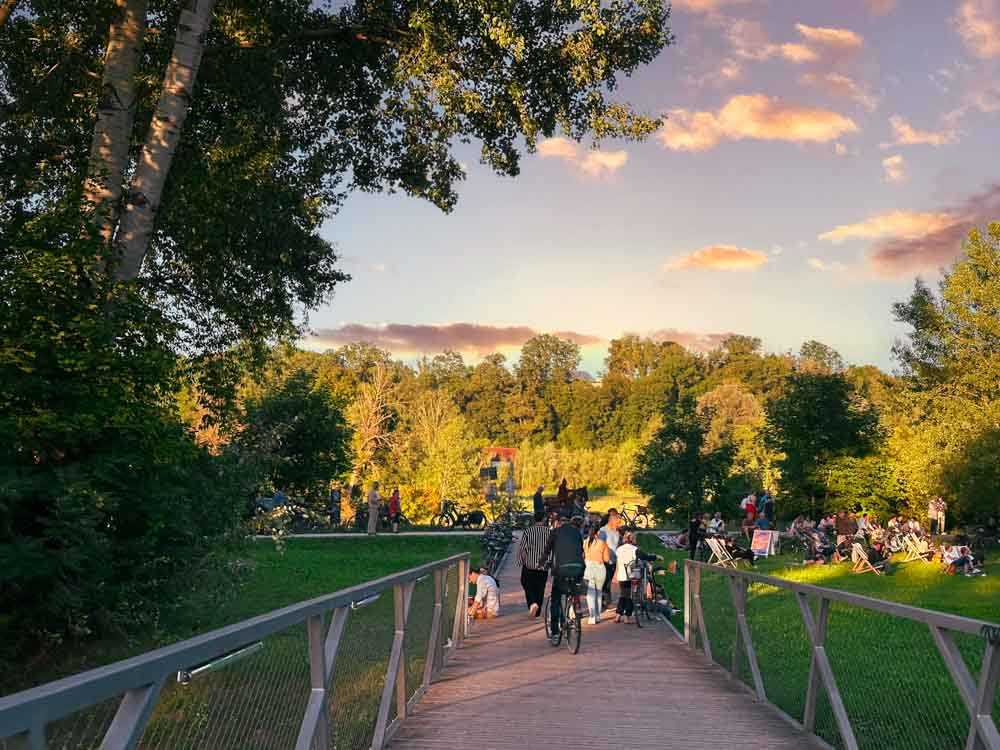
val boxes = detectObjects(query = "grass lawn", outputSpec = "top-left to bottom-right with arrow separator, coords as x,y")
7,535 -> 480,749
640,534 -> 1000,749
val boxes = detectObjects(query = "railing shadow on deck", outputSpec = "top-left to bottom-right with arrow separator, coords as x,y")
0,554 -> 471,750
683,559 -> 1000,750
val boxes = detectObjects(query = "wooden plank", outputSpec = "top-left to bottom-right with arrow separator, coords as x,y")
391,546 -> 814,750
371,582 -> 414,750
693,565 -> 713,663
801,594 -> 827,732
423,569 -> 444,688
294,614 -> 329,750
323,606 -> 350,686
394,583 -> 415,723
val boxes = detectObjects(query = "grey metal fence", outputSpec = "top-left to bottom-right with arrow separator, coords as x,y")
683,560 -> 1000,750
0,554 -> 470,750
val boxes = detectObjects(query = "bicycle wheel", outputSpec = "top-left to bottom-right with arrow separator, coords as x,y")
634,513 -> 651,529
433,514 -> 454,529
543,595 -> 560,646
564,597 -> 581,654
632,583 -> 644,628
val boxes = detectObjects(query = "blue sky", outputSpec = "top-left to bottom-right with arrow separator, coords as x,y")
305,0 -> 1000,374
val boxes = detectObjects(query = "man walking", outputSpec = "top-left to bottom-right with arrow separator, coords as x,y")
542,514 -> 584,634
367,481 -> 381,536
532,484 -> 545,516
517,511 -> 551,617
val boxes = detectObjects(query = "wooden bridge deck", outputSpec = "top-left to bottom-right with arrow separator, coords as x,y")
390,547 -> 813,750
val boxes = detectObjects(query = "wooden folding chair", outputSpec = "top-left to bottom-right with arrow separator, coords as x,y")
706,537 -> 746,569
902,534 -> 933,564
851,543 -> 883,575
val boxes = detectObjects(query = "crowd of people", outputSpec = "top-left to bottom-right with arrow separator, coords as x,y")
499,507 -> 675,628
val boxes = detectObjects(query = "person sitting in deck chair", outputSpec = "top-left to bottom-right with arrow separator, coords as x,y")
868,541 -> 891,574
722,535 -> 755,566
468,570 -> 500,619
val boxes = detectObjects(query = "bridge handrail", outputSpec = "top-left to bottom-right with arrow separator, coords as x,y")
0,552 -> 471,749
683,559 -> 1000,750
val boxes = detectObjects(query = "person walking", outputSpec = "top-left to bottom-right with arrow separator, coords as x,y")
614,532 -> 661,623
688,513 -> 701,560
517,511 -> 551,617
583,525 -> 610,624
598,509 -> 622,607
532,484 -> 545,516
542,514 -> 584,633
366,481 -> 381,536
388,487 -> 401,533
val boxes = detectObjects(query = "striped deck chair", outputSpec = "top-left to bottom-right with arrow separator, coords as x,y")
902,533 -> 934,564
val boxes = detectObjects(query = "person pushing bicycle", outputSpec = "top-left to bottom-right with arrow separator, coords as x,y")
542,514 -> 585,634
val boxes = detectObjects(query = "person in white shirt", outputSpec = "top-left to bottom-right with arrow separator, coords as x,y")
613,532 -> 662,623
468,570 -> 500,618
366,482 -> 381,535
598,510 -> 622,606
708,512 -> 725,535
941,544 -> 973,576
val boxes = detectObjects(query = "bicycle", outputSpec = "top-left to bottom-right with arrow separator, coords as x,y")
432,499 -> 487,530
542,566 -> 584,654
618,504 -> 653,530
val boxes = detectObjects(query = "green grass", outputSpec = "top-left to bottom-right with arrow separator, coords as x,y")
12,536 -> 477,749
639,535 -> 1000,749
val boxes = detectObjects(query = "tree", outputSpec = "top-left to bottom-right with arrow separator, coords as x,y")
3,0 -> 672,352
346,364 -> 398,494
236,369 -> 351,498
766,372 -> 878,516
887,223 -> 1000,523
798,340 -> 845,374
633,399 -> 732,523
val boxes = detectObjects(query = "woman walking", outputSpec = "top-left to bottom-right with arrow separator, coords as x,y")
583,525 -> 611,624
614,532 -> 661,623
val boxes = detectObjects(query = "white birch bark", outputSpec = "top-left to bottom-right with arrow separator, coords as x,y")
115,0 -> 217,281
83,0 -> 148,244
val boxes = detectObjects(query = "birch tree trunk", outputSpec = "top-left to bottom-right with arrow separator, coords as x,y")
0,0 -> 18,27
83,0 -> 148,244
115,0 -> 217,281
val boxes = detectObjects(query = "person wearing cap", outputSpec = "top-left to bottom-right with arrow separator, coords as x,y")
542,513 -> 584,633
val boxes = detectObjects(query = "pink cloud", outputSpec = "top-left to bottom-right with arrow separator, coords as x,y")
794,24 -> 863,51
664,244 -> 770,271
882,154 -> 906,183
819,185 -> 1000,276
799,72 -> 879,111
648,329 -> 736,353
659,94 -> 858,151
309,323 -> 602,355
867,0 -> 896,15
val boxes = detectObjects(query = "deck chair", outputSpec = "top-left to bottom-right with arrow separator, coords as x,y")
902,534 -> 934,564
851,543 -> 883,575
706,537 -> 745,569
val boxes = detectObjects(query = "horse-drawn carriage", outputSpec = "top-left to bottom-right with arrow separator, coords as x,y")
543,485 -> 590,518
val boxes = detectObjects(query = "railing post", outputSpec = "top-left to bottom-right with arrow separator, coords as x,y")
683,560 -> 692,645
797,593 -> 858,750
727,575 -> 766,702
451,558 -> 467,649
692,564 -> 712,662
101,678 -> 165,750
965,641 -> 1000,750
423,567 -> 444,688
371,581 -> 413,750
295,614 -> 330,750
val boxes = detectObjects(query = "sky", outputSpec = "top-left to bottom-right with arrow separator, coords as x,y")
304,0 -> 1000,375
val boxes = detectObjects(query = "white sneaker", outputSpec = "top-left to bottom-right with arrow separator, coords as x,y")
529,603 -> 539,617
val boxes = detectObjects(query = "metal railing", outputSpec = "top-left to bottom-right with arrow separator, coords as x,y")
683,559 -> 1000,750
0,553 -> 471,750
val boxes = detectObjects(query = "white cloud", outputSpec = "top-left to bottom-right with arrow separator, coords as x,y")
881,114 -> 959,147
807,258 -> 847,272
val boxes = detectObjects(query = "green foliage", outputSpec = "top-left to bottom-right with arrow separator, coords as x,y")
765,371 -> 879,514
235,368 -> 351,499
0,236 -> 251,653
633,399 -> 732,522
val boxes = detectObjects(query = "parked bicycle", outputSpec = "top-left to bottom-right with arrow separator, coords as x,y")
432,499 -> 487,529
353,504 -> 413,532
618,504 -> 654,530
543,567 -> 583,653
627,557 -> 677,627
478,521 -> 514,576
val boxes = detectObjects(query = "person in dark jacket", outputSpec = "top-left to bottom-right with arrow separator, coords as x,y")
532,485 -> 545,516
543,514 -> 584,632
688,515 -> 702,560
